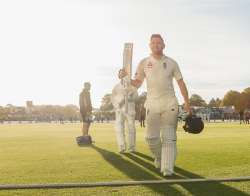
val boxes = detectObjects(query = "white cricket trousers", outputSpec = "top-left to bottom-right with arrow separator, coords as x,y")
115,109 -> 136,151
145,97 -> 179,173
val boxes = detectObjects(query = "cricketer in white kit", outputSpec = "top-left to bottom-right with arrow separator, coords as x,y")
111,81 -> 138,153
118,34 -> 191,176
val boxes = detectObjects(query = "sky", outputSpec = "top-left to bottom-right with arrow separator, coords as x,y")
0,0 -> 249,107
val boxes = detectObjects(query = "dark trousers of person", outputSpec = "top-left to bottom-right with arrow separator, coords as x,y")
246,118 -> 250,124
140,116 -> 145,127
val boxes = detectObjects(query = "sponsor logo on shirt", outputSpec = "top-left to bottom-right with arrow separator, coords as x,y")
163,62 -> 167,69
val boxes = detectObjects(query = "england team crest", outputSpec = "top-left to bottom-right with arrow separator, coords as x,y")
147,62 -> 153,68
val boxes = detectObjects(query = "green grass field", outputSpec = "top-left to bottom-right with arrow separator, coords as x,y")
0,122 -> 250,196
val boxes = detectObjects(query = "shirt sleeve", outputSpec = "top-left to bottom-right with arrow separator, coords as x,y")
173,61 -> 183,81
134,60 -> 146,82
111,86 -> 119,108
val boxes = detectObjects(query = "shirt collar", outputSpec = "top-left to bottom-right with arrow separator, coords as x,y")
150,54 -> 167,62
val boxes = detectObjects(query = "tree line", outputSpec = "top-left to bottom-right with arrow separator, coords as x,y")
0,87 -> 249,122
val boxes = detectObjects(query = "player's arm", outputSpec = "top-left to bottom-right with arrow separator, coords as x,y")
83,94 -> 88,109
173,61 -> 191,114
118,60 -> 145,88
131,79 -> 143,88
79,93 -> 83,108
177,79 -> 191,114
118,69 -> 142,88
111,86 -> 119,108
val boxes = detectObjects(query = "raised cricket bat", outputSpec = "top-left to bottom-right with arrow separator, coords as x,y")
122,43 -> 133,113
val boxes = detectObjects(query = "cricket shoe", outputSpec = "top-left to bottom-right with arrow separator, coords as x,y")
127,147 -> 136,153
119,149 -> 126,154
162,170 -> 173,177
119,145 -> 126,154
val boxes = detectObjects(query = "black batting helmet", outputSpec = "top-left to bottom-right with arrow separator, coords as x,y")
183,114 -> 204,134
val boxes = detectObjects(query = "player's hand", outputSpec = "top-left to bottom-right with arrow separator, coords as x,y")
118,69 -> 127,79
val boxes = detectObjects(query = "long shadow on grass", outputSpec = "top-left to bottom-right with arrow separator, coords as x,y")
130,151 -> 249,196
91,145 -> 181,195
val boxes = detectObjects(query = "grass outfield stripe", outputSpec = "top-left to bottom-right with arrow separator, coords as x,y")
1,176 -> 250,190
